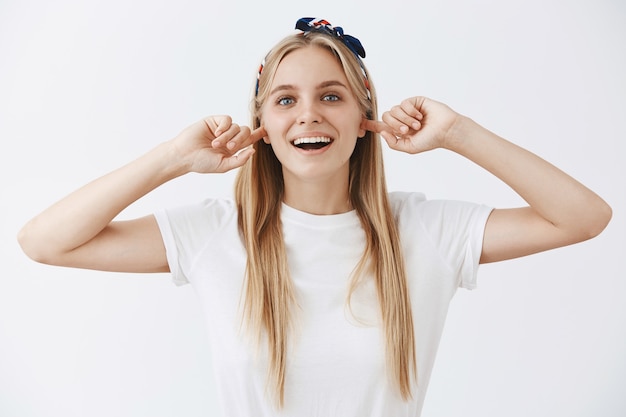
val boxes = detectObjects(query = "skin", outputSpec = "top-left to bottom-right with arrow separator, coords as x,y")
17,45 -> 612,272
261,46 -> 366,214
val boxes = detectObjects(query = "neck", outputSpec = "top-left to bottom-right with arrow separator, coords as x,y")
282,174 -> 352,215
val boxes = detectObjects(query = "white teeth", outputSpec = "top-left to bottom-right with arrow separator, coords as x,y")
293,136 -> 332,146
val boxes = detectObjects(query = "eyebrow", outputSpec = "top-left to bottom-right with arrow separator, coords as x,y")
269,80 -> 349,96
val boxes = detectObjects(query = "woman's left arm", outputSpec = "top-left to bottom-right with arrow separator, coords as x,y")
363,96 -> 612,263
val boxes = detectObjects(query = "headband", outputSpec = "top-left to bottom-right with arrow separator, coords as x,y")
294,17 -> 366,59
255,17 -> 371,100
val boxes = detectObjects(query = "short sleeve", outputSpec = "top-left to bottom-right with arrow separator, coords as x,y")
154,209 -> 188,286
390,192 -> 493,290
153,199 -> 239,287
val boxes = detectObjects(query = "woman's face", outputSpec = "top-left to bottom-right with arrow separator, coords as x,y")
260,45 -> 366,185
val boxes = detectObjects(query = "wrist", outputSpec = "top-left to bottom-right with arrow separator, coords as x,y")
150,140 -> 191,180
441,116 -> 483,154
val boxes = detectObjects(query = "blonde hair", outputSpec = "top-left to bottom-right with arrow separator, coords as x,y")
234,31 -> 416,407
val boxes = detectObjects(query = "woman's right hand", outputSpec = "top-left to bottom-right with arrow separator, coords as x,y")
18,115 -> 266,272
171,115 -> 266,174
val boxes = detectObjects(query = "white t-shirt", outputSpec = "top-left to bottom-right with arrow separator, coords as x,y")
154,191 -> 492,417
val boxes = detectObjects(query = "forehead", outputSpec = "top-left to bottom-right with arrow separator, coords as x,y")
271,45 -> 349,88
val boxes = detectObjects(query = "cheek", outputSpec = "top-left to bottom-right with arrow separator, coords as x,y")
260,110 -> 288,144
262,122 -> 277,145
348,112 -> 366,138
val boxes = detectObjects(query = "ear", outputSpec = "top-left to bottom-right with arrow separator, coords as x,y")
358,118 -> 368,138
258,119 -> 271,144
262,132 -> 271,144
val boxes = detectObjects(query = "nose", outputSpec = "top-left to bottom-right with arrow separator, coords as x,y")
296,98 -> 323,125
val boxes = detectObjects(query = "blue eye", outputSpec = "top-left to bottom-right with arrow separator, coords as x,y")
277,97 -> 294,106
323,94 -> 340,102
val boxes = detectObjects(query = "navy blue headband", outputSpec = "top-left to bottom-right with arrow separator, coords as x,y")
294,17 -> 366,58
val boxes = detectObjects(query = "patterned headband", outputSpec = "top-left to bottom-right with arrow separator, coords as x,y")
255,17 -> 371,100
294,17 -> 366,58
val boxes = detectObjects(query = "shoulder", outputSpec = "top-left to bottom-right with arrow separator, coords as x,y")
388,191 -> 427,214
154,198 -> 238,243
388,191 -> 492,236
388,191 -> 450,224
162,198 -> 237,221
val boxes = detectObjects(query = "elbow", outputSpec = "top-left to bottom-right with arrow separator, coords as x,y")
17,224 -> 40,263
17,223 -> 54,265
590,200 -> 612,237
577,199 -> 613,242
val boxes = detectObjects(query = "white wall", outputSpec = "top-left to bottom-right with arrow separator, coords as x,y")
1,0 -> 624,416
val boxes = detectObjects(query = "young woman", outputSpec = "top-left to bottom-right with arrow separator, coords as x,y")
18,17 -> 611,417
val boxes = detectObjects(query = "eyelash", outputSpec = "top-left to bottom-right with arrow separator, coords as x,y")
322,94 -> 340,102
276,96 -> 294,106
275,93 -> 341,106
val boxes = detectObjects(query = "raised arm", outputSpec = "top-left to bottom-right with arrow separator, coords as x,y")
362,97 -> 612,263
18,116 -> 265,273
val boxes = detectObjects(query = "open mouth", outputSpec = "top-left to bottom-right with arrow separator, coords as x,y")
291,136 -> 333,150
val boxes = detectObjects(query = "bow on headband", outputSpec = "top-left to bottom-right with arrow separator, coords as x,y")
295,17 -> 366,58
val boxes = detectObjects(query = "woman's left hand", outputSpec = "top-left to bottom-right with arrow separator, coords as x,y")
362,96 -> 463,154
365,96 -> 612,264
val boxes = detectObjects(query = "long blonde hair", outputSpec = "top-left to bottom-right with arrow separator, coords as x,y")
234,31 -> 416,407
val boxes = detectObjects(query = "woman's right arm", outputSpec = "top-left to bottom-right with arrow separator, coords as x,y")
17,116 -> 265,273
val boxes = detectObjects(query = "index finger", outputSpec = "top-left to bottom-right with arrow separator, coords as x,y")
361,119 -> 390,134
229,125 -> 267,151
249,126 -> 267,144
